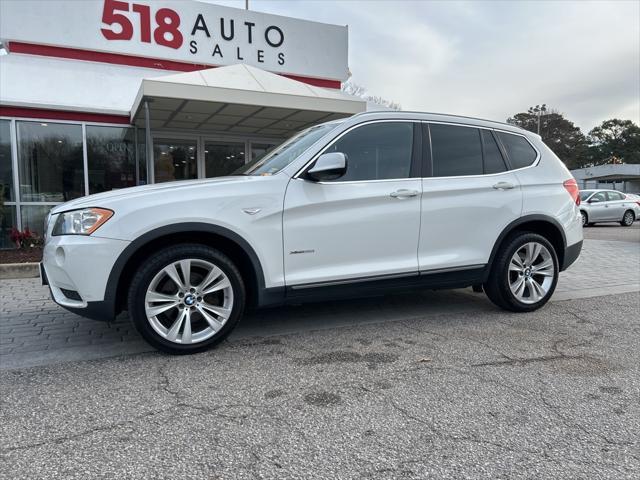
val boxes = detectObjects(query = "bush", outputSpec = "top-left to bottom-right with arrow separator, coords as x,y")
9,227 -> 43,249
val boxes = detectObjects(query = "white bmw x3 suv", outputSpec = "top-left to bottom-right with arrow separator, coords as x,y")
41,112 -> 583,354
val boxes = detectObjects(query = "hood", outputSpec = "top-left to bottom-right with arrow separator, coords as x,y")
50,175 -> 271,214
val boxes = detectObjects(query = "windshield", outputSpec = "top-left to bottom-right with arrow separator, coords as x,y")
579,190 -> 594,201
234,123 -> 338,176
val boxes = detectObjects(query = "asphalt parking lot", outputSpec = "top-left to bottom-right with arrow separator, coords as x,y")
1,224 -> 639,478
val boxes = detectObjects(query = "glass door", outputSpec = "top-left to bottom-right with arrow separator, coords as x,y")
204,141 -> 246,177
153,138 -> 198,183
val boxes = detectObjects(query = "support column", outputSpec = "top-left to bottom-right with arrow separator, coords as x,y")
144,100 -> 154,184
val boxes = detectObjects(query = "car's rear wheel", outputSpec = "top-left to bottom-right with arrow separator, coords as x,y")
621,210 -> 635,227
484,232 -> 559,312
128,244 -> 245,354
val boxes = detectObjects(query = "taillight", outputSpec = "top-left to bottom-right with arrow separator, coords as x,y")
563,178 -> 580,205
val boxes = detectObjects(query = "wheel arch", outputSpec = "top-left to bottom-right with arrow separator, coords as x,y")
487,215 -> 567,277
109,223 -> 269,315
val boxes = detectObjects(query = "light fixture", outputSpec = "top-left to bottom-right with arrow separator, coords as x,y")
205,150 -> 209,153
40,123 -> 48,127
57,140 -> 63,143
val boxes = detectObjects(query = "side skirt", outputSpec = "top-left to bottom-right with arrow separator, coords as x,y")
259,265 -> 487,307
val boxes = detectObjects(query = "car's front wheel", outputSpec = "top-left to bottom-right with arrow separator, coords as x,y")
128,244 -> 245,354
580,211 -> 588,227
484,232 -> 559,312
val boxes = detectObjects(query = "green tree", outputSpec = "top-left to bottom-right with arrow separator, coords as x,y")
507,106 -> 590,169
588,119 -> 640,164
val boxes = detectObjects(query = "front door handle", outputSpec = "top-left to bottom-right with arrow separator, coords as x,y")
390,189 -> 419,198
493,182 -> 515,190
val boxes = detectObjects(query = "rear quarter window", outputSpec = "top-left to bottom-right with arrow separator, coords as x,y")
497,132 -> 538,170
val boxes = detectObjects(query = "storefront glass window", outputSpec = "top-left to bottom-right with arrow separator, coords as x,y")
0,120 -> 14,201
153,139 -> 198,183
87,126 -> 136,193
205,142 -> 245,177
20,204 -> 54,237
250,143 -> 277,162
17,121 -> 84,202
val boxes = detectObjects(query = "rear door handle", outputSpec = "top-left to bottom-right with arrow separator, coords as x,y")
493,182 -> 515,190
390,189 -> 419,198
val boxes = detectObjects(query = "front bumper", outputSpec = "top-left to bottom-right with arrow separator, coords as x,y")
41,233 -> 130,321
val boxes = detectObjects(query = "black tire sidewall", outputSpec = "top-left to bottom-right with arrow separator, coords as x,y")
491,233 -> 559,312
580,211 -> 588,227
128,244 -> 245,354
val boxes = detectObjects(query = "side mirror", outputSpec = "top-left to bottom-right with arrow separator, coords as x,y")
306,152 -> 347,181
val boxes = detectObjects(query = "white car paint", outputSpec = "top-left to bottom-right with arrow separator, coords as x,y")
42,111 -> 583,318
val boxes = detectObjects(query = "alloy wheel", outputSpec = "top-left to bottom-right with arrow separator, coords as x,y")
623,211 -> 634,226
144,259 -> 234,344
508,242 -> 555,304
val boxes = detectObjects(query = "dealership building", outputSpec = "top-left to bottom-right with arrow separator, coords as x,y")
0,0 -> 366,247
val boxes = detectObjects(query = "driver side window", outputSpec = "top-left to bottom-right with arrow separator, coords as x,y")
324,122 -> 414,182
590,192 -> 607,202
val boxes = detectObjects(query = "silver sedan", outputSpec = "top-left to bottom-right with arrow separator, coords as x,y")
579,189 -> 639,227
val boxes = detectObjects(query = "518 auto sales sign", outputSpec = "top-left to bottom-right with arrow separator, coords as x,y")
0,0 -> 349,82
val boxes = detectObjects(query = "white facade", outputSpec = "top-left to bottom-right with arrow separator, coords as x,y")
0,0 -> 365,248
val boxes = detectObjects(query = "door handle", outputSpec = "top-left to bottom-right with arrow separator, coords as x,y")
493,182 -> 515,190
390,189 -> 419,198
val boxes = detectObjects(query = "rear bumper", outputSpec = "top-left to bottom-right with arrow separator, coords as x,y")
561,240 -> 582,271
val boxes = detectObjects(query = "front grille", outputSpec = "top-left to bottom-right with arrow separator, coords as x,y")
60,288 -> 82,301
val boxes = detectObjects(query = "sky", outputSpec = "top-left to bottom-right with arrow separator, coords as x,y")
207,0 -> 640,133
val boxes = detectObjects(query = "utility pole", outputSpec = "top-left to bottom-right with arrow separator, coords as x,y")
535,104 -> 547,135
245,0 -> 249,9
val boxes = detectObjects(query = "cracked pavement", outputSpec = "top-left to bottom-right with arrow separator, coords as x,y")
1,292 -> 639,479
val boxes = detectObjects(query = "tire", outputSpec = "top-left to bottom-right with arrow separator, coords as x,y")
128,244 -> 246,354
580,211 -> 588,227
620,210 -> 635,227
483,232 -> 559,312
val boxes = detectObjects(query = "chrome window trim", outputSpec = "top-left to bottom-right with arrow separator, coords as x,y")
293,118 -> 541,184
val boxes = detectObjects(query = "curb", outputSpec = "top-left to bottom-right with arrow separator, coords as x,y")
0,262 -> 40,280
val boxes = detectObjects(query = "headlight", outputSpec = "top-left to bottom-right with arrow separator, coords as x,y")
52,208 -> 114,236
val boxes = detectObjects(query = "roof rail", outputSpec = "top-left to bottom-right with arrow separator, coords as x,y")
351,110 -> 529,132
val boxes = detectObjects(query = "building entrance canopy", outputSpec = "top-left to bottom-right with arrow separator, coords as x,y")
130,64 -> 365,138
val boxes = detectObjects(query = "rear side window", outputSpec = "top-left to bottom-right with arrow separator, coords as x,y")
430,124 -> 483,177
607,191 -> 624,201
325,122 -> 413,181
497,132 -> 537,169
481,130 -> 507,174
